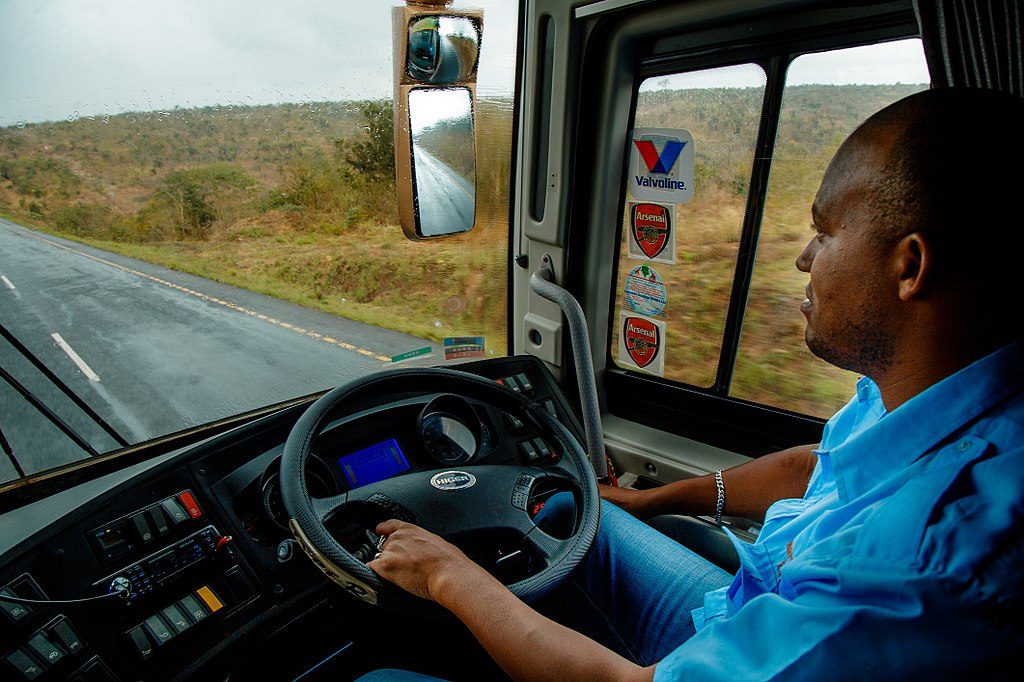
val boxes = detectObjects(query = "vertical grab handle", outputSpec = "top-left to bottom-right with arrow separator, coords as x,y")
529,256 -> 609,480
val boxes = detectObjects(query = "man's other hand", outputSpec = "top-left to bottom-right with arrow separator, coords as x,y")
366,519 -> 487,602
599,484 -> 654,519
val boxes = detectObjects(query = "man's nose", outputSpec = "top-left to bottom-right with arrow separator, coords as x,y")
796,238 -> 816,273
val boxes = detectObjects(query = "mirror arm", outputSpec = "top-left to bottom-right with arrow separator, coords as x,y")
530,256 -> 609,480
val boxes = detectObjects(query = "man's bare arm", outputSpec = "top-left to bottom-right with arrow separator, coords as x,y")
368,520 -> 654,682
436,562 -> 653,682
602,443 -> 818,522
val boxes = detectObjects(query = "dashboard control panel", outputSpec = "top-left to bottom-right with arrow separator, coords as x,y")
93,525 -> 224,604
3,610 -> 88,680
0,574 -> 94,679
1,355 -> 585,681
88,490 -> 204,564
118,564 -> 254,666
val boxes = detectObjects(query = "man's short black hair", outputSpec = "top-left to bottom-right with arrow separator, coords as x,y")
863,88 -> 1024,288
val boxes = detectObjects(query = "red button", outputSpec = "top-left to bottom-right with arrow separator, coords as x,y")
178,491 -> 203,518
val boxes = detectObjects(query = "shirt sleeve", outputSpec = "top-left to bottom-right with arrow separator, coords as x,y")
652,565 -> 1001,681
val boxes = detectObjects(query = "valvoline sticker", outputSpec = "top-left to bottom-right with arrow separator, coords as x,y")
629,128 -> 695,204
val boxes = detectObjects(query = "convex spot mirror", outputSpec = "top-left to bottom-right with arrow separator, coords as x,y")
407,15 -> 481,85
393,3 -> 481,241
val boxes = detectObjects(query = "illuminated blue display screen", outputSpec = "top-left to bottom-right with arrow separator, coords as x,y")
338,438 -> 410,489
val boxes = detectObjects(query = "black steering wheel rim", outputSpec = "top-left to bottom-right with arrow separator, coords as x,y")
280,367 -> 601,612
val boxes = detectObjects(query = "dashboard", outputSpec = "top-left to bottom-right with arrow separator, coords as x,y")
0,356 -> 585,681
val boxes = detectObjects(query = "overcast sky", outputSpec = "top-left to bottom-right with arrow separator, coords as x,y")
1,4 -> 930,128
641,38 -> 930,91
0,0 -> 519,126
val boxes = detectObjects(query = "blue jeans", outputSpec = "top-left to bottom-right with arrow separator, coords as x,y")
356,495 -> 732,680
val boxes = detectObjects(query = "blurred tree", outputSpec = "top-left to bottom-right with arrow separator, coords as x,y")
336,100 -> 395,182
152,165 -> 254,239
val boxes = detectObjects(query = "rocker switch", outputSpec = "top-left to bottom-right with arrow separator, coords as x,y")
143,614 -> 175,646
145,507 -> 171,537
160,497 -> 189,525
0,588 -> 30,621
130,513 -> 154,544
127,626 -> 154,659
49,617 -> 84,654
5,649 -> 43,679
178,491 -> 203,518
25,632 -> 64,667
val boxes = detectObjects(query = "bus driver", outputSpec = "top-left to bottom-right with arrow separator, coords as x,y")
364,88 -> 1024,680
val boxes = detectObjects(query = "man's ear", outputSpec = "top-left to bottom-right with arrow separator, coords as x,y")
894,232 -> 932,301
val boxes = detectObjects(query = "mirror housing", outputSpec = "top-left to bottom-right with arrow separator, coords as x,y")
393,1 -> 482,241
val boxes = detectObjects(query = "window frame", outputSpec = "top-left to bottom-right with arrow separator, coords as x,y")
601,15 -> 922,456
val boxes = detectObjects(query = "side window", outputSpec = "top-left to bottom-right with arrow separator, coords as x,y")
611,38 -> 929,421
611,63 -> 767,387
731,39 -> 929,417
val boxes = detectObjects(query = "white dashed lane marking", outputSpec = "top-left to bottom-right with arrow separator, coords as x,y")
12,230 -> 392,362
51,332 -> 101,382
1,274 -> 14,290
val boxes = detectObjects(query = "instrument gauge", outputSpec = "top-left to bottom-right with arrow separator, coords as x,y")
261,455 -> 335,530
419,394 -> 484,465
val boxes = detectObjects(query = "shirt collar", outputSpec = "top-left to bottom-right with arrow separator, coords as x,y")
819,339 -> 1024,503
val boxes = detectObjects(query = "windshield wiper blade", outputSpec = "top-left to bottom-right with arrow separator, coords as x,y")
0,390 -> 323,514
0,322 -> 129,450
0,363 -> 101,458
0,425 -> 26,479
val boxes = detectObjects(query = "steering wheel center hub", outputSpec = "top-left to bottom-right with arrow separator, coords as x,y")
430,471 -> 477,490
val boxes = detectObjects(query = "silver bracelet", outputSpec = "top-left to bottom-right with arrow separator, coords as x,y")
714,469 -> 726,525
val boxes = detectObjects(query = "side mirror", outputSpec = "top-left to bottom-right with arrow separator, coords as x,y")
393,1 -> 482,240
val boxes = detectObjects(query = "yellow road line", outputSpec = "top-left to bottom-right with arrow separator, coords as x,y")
13,229 -> 393,362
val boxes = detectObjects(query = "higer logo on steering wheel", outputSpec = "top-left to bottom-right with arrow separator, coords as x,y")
430,471 -> 477,491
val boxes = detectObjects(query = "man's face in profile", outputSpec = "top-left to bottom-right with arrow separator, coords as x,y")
796,131 -> 900,377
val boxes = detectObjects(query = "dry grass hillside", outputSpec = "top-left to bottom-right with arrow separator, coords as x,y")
1,84 -> 927,416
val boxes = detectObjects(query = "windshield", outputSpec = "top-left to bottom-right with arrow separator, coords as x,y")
0,0 -> 518,486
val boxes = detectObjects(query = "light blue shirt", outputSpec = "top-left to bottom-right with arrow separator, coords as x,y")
657,340 -> 1024,679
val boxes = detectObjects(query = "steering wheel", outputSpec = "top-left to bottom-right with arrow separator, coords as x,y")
280,367 -> 600,611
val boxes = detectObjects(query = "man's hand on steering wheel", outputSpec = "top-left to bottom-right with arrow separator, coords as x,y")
367,519 -> 486,602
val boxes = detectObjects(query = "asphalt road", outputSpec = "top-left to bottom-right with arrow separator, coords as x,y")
412,147 -> 475,237
0,219 -> 442,483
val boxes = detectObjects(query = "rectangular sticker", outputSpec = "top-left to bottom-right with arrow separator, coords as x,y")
617,312 -> 666,376
444,336 -> 485,360
627,201 -> 676,264
628,127 -> 694,204
390,346 -> 433,363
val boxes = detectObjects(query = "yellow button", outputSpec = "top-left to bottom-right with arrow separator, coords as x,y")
195,586 -> 223,613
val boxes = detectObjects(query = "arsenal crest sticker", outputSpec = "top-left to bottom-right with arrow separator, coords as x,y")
617,312 -> 666,376
628,201 -> 676,264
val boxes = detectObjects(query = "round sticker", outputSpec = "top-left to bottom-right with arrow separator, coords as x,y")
624,264 -> 667,317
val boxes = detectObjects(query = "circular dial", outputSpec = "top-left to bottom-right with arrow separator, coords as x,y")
419,394 -> 484,465
421,413 -> 477,463
262,456 -> 334,529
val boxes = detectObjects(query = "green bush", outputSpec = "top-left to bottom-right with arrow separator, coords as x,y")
336,100 -> 394,182
144,164 -> 256,239
0,156 -> 80,198
52,203 -> 114,236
